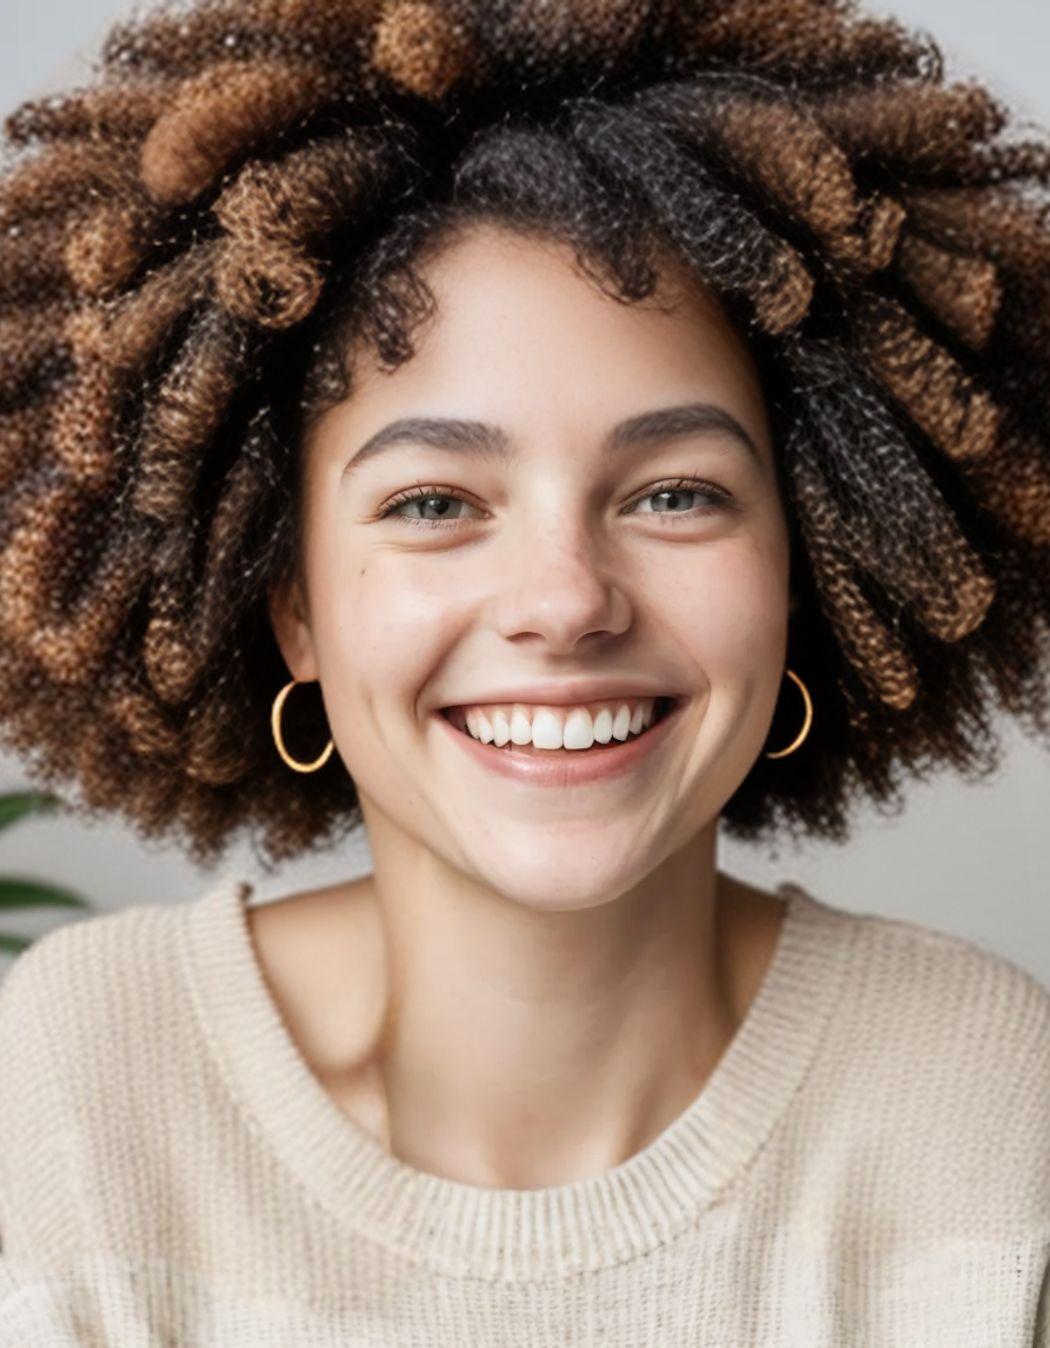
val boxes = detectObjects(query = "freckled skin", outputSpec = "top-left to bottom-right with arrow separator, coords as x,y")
265,222 -> 793,1188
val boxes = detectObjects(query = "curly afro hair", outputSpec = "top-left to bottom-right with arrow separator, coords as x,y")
0,0 -> 1047,872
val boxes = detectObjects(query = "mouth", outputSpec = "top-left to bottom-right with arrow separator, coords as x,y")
433,693 -> 687,786
438,695 -> 680,754
433,696 -> 688,788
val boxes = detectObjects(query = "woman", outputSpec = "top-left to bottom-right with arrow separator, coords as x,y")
0,0 -> 1047,1341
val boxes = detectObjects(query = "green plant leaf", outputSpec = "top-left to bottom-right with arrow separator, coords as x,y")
0,877 -> 91,911
0,791 -> 63,833
0,932 -> 34,956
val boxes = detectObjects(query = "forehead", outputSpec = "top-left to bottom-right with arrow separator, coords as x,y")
411,222 -> 749,358
319,222 -> 771,466
347,218 -> 752,355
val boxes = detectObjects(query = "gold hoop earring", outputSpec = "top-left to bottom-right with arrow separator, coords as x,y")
271,677 -> 335,773
764,667 -> 813,759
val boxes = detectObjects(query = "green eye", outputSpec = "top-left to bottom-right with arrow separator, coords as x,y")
377,486 -> 481,529
376,477 -> 734,530
626,479 -> 733,521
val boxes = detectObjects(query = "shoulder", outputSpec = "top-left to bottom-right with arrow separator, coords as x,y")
839,898 -> 1050,1081
2,891 -> 185,992
0,893 -> 225,1262
845,900 -> 1050,1046
821,896 -> 1050,1229
0,898 -> 192,1241
0,893 -> 195,1072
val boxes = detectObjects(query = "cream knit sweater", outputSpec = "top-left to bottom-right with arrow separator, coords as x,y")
0,875 -> 1047,1345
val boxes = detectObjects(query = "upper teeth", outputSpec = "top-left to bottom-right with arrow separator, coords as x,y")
451,697 -> 661,750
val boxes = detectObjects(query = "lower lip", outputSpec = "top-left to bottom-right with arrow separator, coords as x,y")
432,699 -> 687,786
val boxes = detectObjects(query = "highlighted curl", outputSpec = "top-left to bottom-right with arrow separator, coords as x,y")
0,0 -> 1044,866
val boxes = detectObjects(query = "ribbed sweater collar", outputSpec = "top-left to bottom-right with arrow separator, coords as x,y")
182,874 -> 857,1280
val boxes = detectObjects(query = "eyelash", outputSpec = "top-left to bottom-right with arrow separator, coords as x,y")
376,477 -> 734,530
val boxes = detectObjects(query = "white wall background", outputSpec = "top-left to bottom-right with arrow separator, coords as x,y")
0,0 -> 1047,981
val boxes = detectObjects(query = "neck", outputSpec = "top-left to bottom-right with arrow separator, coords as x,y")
342,827 -> 769,1190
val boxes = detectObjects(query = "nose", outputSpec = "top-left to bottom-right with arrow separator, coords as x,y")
492,526 -> 632,652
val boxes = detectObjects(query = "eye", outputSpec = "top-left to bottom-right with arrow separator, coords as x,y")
624,477 -> 734,523
374,476 -> 735,531
376,485 -> 481,529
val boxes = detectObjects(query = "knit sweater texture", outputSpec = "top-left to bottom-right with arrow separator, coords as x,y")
0,874 -> 1047,1346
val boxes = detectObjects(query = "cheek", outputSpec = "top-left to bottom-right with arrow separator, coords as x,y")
316,551 -> 468,710
662,536 -> 789,678
664,537 -> 790,785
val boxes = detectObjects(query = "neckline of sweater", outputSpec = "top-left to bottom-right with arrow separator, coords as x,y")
182,873 -> 858,1281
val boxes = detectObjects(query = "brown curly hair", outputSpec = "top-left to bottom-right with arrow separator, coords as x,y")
0,0 -> 1047,872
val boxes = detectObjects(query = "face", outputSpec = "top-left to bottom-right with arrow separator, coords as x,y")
269,223 -> 793,912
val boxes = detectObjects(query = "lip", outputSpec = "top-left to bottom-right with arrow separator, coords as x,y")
437,678 -> 685,709
432,697 -> 687,787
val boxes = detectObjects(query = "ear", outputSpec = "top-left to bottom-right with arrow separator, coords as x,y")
267,572 -> 320,682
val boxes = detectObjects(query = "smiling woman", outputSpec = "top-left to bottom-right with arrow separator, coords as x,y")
1,9 -> 1045,860
0,0 -> 1048,1343
268,220 -> 793,856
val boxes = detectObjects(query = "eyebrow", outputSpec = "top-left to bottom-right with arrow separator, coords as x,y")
341,401 -> 763,476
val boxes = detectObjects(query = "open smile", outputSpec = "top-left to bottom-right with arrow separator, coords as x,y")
432,696 -> 686,787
